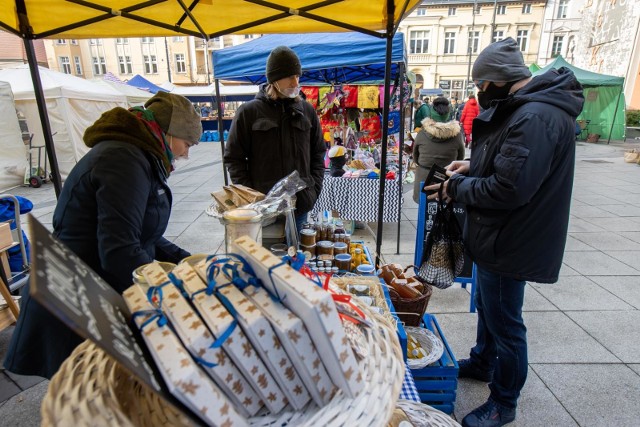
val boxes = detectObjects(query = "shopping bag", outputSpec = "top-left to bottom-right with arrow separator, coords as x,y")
417,184 -> 464,289
624,149 -> 640,163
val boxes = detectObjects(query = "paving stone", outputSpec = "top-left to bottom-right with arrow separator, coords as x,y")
561,251 -> 638,275
166,209 -> 203,223
571,232 -> 640,251
572,194 -> 626,206
522,285 -> 557,312
3,371 -> 45,391
605,251 -> 640,272
598,204 -> 640,217
0,380 -> 48,426
587,217 -> 640,232
0,372 -> 20,403
531,276 -> 632,311
568,218 -> 605,232
628,364 -> 640,376
570,204 -> 617,218
589,276 -> 640,310
426,284 -> 473,314
162,221 -> 191,238
566,311 -> 640,363
533,364 -> 640,427
564,235 -> 597,251
558,263 -> 580,276
524,312 -> 618,363
622,231 -> 640,243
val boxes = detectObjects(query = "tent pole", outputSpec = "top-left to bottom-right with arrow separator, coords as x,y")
606,90 -> 622,145
396,62 -> 405,255
22,40 -> 63,198
375,0 -> 395,267
214,78 -> 229,185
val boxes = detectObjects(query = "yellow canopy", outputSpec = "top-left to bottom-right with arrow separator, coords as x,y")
1,0 -> 421,39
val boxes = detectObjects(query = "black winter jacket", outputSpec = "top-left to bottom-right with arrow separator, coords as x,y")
447,68 -> 584,283
5,140 -> 188,379
224,85 -> 326,214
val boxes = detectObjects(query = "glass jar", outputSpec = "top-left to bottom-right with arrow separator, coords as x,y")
300,228 -> 317,246
317,240 -> 334,256
334,253 -> 352,272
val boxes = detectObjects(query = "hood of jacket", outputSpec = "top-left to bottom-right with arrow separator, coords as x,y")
481,67 -> 584,121
420,118 -> 462,140
466,98 -> 478,107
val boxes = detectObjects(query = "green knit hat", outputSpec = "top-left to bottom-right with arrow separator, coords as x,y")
145,92 -> 202,145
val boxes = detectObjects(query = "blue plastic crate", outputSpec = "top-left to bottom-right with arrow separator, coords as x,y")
409,313 -> 459,414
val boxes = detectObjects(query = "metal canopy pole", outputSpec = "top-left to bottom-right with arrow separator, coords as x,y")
17,3 -> 62,198
374,0 -> 395,267
396,62 -> 405,255
214,78 -> 229,186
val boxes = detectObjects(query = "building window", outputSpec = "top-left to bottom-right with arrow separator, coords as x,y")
468,31 -> 480,54
492,30 -> 505,43
416,8 -> 426,16
444,32 -> 456,54
92,56 -> 106,75
74,56 -> 82,75
70,39 -> 78,45
116,38 -> 128,45
552,35 -> 564,57
448,7 -> 456,16
474,5 -> 482,14
522,3 -> 532,14
141,37 -> 154,44
118,56 -> 132,74
173,36 -> 184,42
59,56 -> 71,74
175,53 -> 186,73
144,55 -> 158,74
497,5 -> 507,15
557,0 -> 568,18
56,39 -> 66,45
243,35 -> 255,39
89,39 -> 102,45
516,30 -> 529,52
409,30 -> 430,54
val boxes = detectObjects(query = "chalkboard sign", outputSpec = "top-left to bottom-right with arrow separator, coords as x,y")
29,216 -> 202,425
422,201 -> 473,279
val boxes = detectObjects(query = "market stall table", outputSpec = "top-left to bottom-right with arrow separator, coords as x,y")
311,176 -> 403,223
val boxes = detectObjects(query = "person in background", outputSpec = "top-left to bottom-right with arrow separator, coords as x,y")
5,92 -> 201,379
413,98 -> 430,130
456,96 -> 467,121
412,96 -> 465,203
426,38 -> 584,427
460,94 -> 480,147
224,46 -> 325,233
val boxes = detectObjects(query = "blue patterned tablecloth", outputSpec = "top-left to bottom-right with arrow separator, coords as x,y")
311,176 -> 403,223
399,362 -> 420,402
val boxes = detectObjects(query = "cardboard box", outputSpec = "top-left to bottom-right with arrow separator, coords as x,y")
193,259 -> 310,411
232,237 -> 364,398
245,284 -> 335,406
122,284 -> 248,427
172,262 -> 286,414
0,222 -> 14,250
140,263 -> 263,417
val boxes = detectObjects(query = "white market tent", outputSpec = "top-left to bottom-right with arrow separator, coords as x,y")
0,65 -> 128,179
170,83 -> 259,102
92,79 -> 152,107
0,81 -> 27,191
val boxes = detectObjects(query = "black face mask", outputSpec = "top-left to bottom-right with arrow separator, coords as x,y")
477,81 -> 517,110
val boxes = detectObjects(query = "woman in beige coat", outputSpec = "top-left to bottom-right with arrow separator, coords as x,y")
412,97 -> 465,203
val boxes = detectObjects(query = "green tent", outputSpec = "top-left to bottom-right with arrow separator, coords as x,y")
533,56 -> 625,141
529,63 -> 541,73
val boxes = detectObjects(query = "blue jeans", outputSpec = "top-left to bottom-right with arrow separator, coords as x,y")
469,266 -> 528,409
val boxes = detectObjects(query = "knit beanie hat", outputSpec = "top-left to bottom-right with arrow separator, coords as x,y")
266,46 -> 302,83
145,92 -> 202,145
472,37 -> 532,82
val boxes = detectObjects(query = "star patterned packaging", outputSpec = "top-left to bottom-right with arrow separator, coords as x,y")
193,258 -> 311,411
171,262 -> 287,414
140,263 -> 263,417
244,284 -> 336,406
232,237 -> 364,398
122,284 -> 248,427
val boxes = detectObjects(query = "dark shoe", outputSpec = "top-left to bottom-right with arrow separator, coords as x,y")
462,399 -> 516,427
458,358 -> 494,382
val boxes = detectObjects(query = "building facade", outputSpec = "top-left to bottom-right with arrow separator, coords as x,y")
0,32 -> 48,68
43,34 -> 257,86
400,0 -> 547,100
537,0 -> 583,65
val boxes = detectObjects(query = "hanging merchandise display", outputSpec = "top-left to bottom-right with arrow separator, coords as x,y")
357,85 -> 380,109
301,86 -> 319,108
342,85 -> 358,108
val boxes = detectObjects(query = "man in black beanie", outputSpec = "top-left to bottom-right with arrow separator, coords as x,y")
225,46 -> 325,234
426,37 -> 584,427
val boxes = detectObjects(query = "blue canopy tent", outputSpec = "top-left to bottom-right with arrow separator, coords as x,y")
126,75 -> 168,94
213,32 -> 409,254
213,32 -> 405,84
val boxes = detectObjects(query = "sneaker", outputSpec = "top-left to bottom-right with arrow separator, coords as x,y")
462,399 -> 516,427
457,358 -> 494,382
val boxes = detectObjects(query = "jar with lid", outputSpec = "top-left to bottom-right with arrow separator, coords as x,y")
334,242 -> 348,255
331,266 -> 339,275
318,266 -> 326,274
353,248 -> 362,267
300,228 -> 317,246
334,221 -> 346,235
326,222 -> 335,241
344,232 -> 352,247
317,240 -> 334,256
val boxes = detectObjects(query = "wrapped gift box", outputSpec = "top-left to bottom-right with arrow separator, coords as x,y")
123,284 -> 248,427
232,237 -> 364,398
194,259 -> 310,411
172,262 -> 286,414
245,284 -> 335,406
140,263 -> 263,417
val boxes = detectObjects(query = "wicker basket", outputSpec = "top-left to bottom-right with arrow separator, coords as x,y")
41,299 -> 404,427
395,400 -> 462,427
388,269 -> 433,327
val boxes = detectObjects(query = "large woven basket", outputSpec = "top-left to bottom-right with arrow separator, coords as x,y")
41,301 -> 404,427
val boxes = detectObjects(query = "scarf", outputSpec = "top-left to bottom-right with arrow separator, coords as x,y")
84,107 -> 174,175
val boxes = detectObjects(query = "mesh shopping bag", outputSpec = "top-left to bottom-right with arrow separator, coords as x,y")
417,184 -> 464,289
